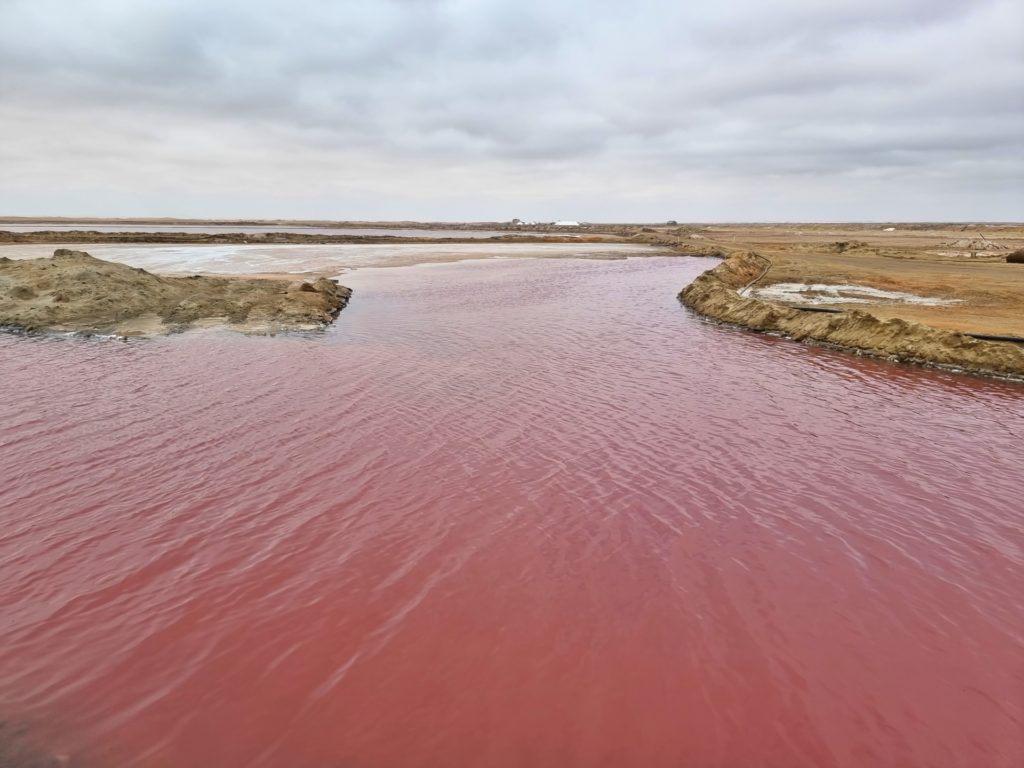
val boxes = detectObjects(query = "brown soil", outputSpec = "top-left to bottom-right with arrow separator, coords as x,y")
0,249 -> 351,336
645,222 -> 1024,377
680,251 -> 1024,378
689,225 -> 1024,338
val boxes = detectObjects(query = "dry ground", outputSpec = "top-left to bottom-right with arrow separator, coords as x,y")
652,223 -> 1024,337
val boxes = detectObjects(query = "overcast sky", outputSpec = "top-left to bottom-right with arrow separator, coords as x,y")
1,0 -> 1021,221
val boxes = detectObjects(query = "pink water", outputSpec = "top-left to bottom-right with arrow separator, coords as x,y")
0,223 -> 542,238
1,256 -> 1022,767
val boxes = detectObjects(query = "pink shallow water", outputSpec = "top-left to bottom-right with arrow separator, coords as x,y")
0,256 -> 1022,767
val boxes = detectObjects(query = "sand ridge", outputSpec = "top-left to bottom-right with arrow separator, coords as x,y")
0,249 -> 351,336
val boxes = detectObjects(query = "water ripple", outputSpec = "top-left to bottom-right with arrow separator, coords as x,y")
0,255 -> 1022,767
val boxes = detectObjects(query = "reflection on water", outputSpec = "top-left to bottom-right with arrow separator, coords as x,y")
0,256 -> 1021,767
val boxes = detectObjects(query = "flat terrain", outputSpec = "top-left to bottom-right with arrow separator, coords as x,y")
648,223 -> 1024,337
3,220 -> 1023,338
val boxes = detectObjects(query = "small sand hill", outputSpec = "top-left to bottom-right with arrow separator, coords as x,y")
0,249 -> 351,335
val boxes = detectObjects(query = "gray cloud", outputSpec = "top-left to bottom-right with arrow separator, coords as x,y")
0,0 -> 1021,220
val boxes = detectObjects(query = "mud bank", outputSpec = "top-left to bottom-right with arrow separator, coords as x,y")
0,249 -> 350,336
680,252 -> 1024,378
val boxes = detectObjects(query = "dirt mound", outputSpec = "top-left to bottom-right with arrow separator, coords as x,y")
944,238 -> 1005,251
828,240 -> 870,253
0,249 -> 351,335
679,252 -> 1024,377
1007,249 -> 1024,264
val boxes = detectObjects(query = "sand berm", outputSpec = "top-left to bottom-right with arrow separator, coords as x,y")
680,251 -> 1024,377
0,249 -> 351,335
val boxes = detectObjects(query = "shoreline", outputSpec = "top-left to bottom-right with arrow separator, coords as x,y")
679,252 -> 1024,379
5,223 -> 1024,377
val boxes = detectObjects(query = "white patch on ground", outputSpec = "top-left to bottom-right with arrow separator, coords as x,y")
0,243 -> 663,275
744,282 -> 961,306
929,251 -> 987,259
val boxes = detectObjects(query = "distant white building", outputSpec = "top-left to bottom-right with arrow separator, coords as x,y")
554,220 -> 580,227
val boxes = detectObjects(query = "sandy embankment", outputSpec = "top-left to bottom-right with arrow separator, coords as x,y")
680,251 -> 1024,377
0,249 -> 351,336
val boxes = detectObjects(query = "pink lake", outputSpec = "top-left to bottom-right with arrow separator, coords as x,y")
0,255 -> 1021,767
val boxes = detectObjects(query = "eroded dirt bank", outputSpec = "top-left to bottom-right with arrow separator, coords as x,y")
680,252 -> 1024,377
0,249 -> 350,336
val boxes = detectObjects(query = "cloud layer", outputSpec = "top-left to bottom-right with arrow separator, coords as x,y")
1,0 -> 1021,220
